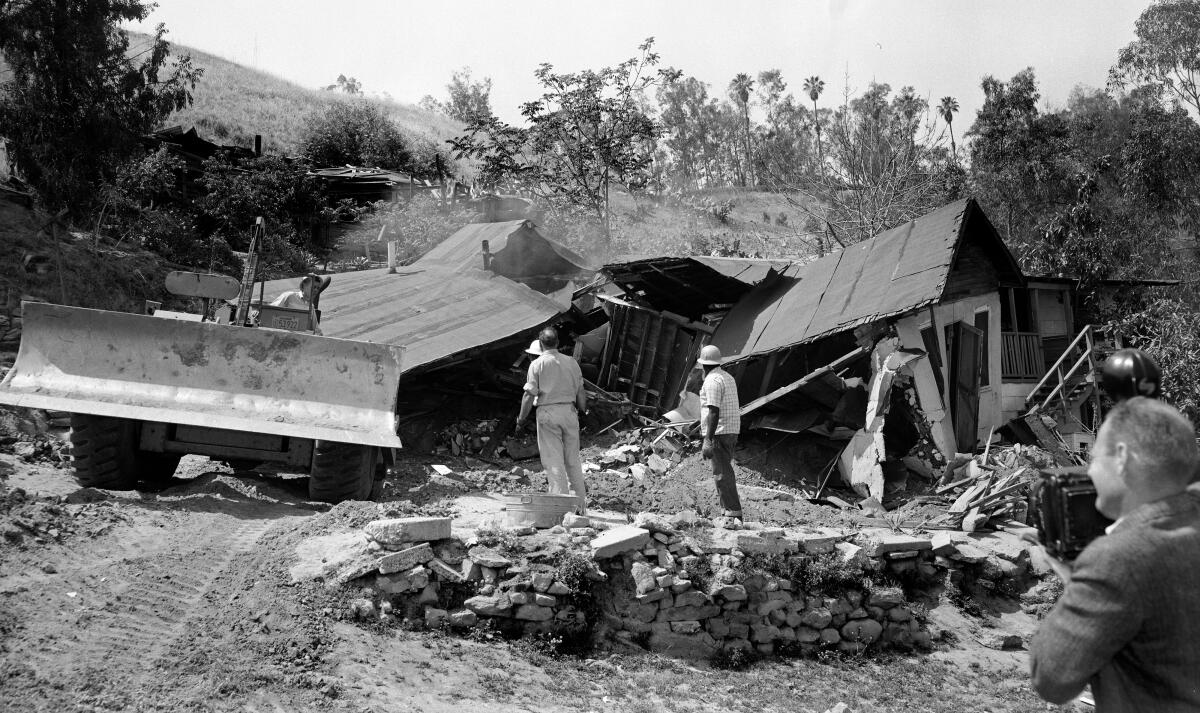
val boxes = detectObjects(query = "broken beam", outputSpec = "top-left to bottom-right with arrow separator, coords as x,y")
739,347 -> 867,417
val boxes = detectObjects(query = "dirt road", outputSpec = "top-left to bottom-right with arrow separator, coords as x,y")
0,452 -> 1066,713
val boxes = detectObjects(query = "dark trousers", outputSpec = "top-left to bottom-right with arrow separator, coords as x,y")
711,434 -> 742,513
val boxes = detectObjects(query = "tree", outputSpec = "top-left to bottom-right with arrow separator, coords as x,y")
727,73 -> 754,185
451,38 -> 679,245
0,0 -> 201,211
420,67 -> 493,125
763,80 -> 958,251
657,73 -> 715,188
804,76 -> 826,163
1111,0 -> 1200,116
939,96 -> 960,156
299,101 -> 413,172
967,68 -> 1077,244
198,154 -> 324,277
322,74 -> 362,94
968,70 -> 1200,304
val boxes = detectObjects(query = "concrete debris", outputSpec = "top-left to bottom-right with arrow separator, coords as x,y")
363,517 -> 452,547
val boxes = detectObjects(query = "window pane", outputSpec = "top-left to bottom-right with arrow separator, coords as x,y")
974,310 -> 990,386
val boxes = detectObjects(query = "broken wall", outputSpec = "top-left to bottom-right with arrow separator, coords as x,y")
896,292 -> 1003,453
596,296 -> 710,414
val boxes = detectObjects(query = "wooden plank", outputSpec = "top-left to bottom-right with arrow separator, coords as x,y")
949,476 -> 992,513
968,480 -> 1028,510
627,311 -> 652,399
661,328 -> 698,415
739,347 -> 867,417
934,473 -> 981,495
647,319 -> 676,406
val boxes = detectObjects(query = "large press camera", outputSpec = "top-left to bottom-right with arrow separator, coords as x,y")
1029,466 -> 1113,560
1028,348 -> 1160,560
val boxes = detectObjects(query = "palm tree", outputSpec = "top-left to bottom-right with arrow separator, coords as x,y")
728,73 -> 754,186
803,76 -> 825,163
939,96 -> 960,157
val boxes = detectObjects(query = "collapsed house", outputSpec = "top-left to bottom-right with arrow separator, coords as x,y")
598,199 -> 1063,500
255,218 -> 593,450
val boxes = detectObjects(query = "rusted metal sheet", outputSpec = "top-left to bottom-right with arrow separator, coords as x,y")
255,266 -> 566,373
0,302 -> 404,447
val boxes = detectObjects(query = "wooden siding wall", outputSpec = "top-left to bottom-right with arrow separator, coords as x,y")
599,303 -> 705,413
942,235 -> 1000,301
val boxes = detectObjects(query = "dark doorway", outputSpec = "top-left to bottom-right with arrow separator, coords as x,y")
945,321 -> 983,452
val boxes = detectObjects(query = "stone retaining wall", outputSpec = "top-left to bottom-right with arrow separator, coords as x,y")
341,512 -> 1038,661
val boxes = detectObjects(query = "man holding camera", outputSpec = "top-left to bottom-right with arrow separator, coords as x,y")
1029,396 -> 1200,710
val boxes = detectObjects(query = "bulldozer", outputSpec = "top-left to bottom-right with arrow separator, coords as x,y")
0,220 -> 404,503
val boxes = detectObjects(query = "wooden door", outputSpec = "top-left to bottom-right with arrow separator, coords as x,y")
947,321 -> 983,452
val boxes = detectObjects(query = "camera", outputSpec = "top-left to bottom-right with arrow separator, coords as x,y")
1029,466 -> 1114,561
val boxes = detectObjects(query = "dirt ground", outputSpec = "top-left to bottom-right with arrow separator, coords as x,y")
0,437 -> 1083,713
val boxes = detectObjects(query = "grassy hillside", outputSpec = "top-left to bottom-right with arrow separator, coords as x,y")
131,32 -> 466,160
2,33 -> 465,161
608,188 -> 820,261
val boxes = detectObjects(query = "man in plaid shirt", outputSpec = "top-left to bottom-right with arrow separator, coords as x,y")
697,345 -> 743,520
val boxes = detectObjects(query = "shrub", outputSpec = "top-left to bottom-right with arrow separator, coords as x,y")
1106,297 -> 1200,425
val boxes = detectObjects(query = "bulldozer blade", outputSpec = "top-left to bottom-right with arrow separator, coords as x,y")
0,302 -> 404,448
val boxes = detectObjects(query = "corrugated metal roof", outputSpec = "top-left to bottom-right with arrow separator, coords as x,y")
602,256 -> 785,319
254,266 -> 566,373
712,198 -> 1019,361
417,220 -> 591,276
690,256 -> 794,286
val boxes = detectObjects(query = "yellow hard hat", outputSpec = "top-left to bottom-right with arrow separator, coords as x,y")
696,344 -> 723,366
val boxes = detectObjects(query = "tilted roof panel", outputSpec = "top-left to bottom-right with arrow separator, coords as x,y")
712,199 -> 982,360
256,266 -> 565,373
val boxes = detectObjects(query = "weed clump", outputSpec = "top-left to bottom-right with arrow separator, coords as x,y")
472,526 -> 523,556
709,646 -> 758,670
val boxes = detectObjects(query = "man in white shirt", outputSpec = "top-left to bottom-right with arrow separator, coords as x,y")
516,327 -> 589,513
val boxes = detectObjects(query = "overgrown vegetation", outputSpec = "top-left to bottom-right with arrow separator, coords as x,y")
0,0 -> 201,213
737,551 -> 869,594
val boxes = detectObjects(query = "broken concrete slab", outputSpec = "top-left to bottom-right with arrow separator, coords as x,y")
930,531 -> 959,556
364,517 -> 452,547
792,530 -> 839,554
590,526 -> 651,559
858,531 -> 933,558
378,543 -> 435,575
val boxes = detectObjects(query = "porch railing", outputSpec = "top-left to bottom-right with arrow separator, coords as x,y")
1001,332 -> 1043,380
1025,324 -> 1099,415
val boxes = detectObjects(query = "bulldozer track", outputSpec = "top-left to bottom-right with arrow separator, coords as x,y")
9,514 -> 288,686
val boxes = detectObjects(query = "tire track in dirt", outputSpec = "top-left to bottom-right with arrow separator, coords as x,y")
6,507 -> 300,696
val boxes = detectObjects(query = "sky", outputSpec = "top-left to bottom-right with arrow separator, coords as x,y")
128,0 -> 1151,126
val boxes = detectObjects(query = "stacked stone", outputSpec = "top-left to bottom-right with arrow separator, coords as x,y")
344,512 -> 1037,663
456,516 -> 605,636
351,516 -> 479,628
599,521 -> 938,658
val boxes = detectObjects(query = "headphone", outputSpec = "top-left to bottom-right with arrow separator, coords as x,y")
1100,348 -> 1162,402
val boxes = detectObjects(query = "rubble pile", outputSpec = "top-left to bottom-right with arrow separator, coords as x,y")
929,444 -> 1057,532
325,511 -> 1044,661
592,431 -> 682,482
0,486 -> 132,547
0,407 -> 71,465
